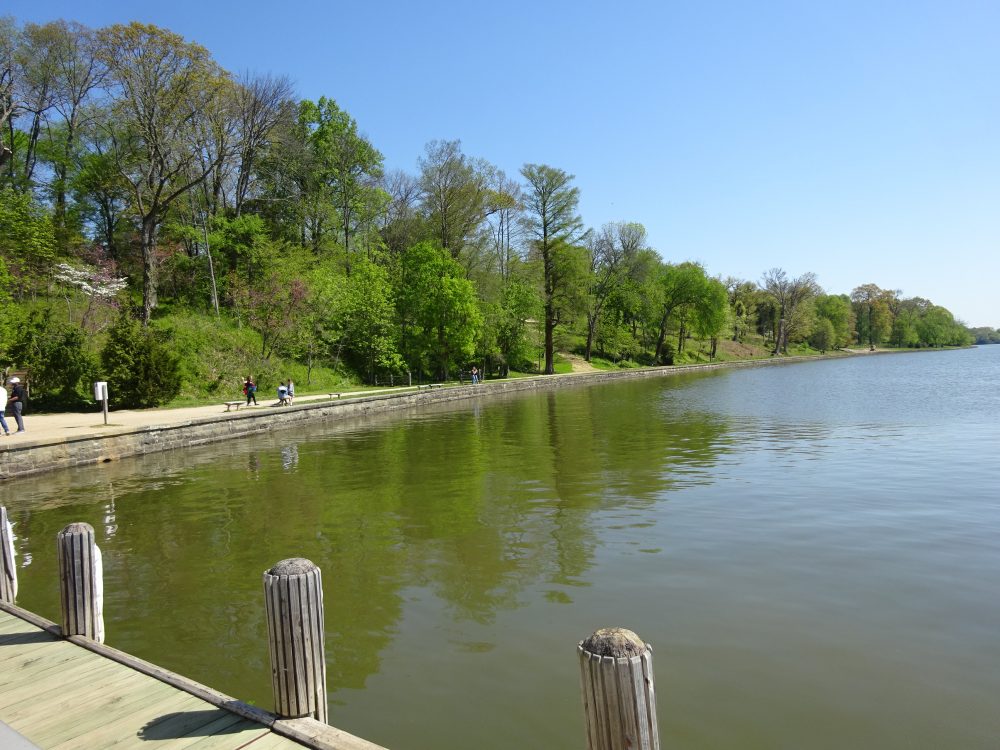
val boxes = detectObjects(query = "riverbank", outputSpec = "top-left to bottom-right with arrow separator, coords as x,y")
0,350 -> 875,481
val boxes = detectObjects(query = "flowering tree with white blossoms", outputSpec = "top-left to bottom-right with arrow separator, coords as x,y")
53,262 -> 128,331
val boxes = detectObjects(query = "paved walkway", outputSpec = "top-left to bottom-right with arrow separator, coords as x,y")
1,388 -> 416,448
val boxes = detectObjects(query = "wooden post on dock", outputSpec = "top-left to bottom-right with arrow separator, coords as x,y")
56,522 -> 104,642
263,557 -> 327,723
0,507 -> 17,603
578,627 -> 659,750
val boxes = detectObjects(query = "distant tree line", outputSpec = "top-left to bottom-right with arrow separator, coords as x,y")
0,17 -> 979,406
969,327 -> 1000,345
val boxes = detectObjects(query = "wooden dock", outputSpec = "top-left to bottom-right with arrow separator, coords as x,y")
0,604 -> 381,750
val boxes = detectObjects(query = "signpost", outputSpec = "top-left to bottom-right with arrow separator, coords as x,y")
93,381 -> 108,425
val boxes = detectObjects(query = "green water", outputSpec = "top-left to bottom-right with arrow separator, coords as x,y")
4,347 -> 1000,749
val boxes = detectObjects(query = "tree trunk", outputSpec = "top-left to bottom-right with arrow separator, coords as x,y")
585,314 -> 596,361
773,318 -> 785,355
654,311 -> 670,363
141,216 -> 159,325
203,222 -> 220,317
544,302 -> 555,375
343,203 -> 352,277
54,161 -> 68,243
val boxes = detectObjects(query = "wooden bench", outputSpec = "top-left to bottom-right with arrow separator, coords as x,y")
417,384 -> 441,390
328,392 -> 341,399
223,401 -> 243,412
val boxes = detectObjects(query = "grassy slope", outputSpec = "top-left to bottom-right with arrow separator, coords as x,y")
155,312 -> 861,407
154,310 -> 356,406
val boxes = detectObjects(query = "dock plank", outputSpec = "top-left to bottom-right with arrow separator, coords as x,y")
0,608 -> 310,749
0,656 -> 128,708
29,689 -> 198,747
0,644 -> 91,683
162,713 -> 268,749
5,673 -> 171,741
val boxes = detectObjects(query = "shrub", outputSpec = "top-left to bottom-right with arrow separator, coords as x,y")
6,308 -> 96,408
100,310 -> 182,408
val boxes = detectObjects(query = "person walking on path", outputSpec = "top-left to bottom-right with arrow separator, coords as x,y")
471,366 -> 479,385
286,379 -> 295,405
277,381 -> 288,406
0,383 -> 9,436
7,377 -> 25,433
244,376 -> 257,406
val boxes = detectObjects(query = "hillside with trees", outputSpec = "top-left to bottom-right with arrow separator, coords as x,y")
0,17 -> 977,409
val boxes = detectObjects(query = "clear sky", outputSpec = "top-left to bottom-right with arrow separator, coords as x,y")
15,0 -> 1000,325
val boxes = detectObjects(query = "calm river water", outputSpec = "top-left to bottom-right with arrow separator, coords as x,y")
3,347 -> 999,749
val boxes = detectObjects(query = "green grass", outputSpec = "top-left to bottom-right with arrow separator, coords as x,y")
585,356 -> 619,371
552,353 -> 573,374
154,309 -> 358,407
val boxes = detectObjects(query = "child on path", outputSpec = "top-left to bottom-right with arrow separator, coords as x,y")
244,376 -> 257,406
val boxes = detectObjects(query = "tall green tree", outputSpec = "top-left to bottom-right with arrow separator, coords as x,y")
38,21 -> 105,243
0,17 -> 16,170
231,71 -> 295,217
0,185 -> 56,294
813,294 -> 854,349
68,118 -> 130,259
653,262 -> 710,363
761,268 -> 820,354
379,168 -> 423,257
299,97 -> 384,272
723,277 -> 758,342
317,259 -> 402,382
419,139 -> 493,262
484,169 -> 522,281
584,221 -> 645,361
396,241 -> 482,379
690,276 -> 729,357
851,283 -> 893,348
480,274 -> 540,375
97,22 -> 231,324
520,163 -> 587,374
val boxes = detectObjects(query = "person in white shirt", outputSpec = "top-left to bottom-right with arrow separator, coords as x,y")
0,384 -> 8,436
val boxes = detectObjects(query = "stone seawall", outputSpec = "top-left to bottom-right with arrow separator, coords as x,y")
0,355 -> 840,482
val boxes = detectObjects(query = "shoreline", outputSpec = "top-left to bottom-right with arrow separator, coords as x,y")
0,348 -> 927,482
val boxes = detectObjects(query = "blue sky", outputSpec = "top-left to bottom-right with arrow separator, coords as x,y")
16,0 -> 1000,325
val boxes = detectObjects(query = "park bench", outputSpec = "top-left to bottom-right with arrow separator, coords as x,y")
223,401 -> 243,412
417,383 -> 441,390
328,392 -> 341,399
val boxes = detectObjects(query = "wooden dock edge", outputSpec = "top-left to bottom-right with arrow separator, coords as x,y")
273,718 -> 388,750
0,600 -> 387,750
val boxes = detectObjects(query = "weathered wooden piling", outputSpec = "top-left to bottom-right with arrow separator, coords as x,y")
263,557 -> 327,723
0,507 -> 17,603
578,627 -> 659,750
56,522 -> 104,642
